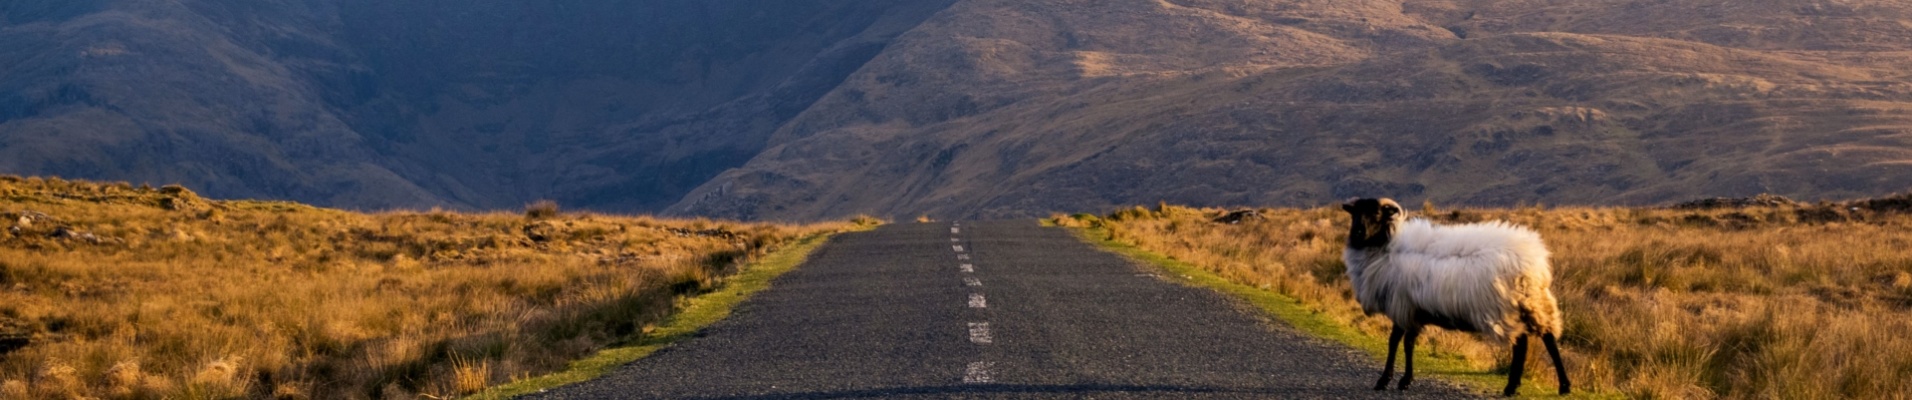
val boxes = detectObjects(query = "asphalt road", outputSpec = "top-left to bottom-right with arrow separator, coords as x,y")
526,221 -> 1479,399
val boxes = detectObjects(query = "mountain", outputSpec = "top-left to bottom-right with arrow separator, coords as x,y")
668,0 -> 1912,219
5,0 -> 1911,221
0,0 -> 954,211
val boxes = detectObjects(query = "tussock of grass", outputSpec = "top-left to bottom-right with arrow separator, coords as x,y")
0,176 -> 852,399
524,200 -> 560,220
1055,199 -> 1912,398
850,215 -> 885,227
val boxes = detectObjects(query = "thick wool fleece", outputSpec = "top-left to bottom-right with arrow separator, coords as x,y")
1345,218 -> 1562,342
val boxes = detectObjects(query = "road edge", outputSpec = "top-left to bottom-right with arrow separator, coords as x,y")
465,229 -> 857,399
1056,224 -> 1561,398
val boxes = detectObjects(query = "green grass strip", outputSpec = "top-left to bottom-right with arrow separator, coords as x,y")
467,232 -> 845,399
1064,225 -> 1608,398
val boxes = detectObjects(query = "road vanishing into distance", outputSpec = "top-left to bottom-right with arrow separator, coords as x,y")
527,221 -> 1479,399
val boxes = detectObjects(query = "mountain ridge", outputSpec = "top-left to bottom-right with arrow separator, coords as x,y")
668,0 -> 1912,220
1,0 -> 957,212
4,0 -> 1911,221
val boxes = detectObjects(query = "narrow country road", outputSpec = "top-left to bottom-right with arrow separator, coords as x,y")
526,221 -> 1479,399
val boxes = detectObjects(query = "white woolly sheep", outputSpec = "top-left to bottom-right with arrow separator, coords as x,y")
1340,198 -> 1569,396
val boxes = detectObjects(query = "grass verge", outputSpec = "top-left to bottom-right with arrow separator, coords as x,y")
466,232 -> 843,399
1064,225 -> 1588,397
0,177 -> 855,399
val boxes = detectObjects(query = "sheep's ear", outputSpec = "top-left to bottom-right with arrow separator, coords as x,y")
1341,203 -> 1355,212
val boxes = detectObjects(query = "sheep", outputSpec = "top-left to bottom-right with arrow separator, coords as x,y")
1340,198 -> 1570,396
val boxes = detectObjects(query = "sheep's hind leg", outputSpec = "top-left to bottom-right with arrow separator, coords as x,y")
1398,327 -> 1421,390
1543,332 -> 1571,395
1375,326 -> 1404,390
1502,334 -> 1530,397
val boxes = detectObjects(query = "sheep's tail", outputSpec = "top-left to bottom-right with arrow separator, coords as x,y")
1514,276 -> 1565,337
1536,291 -> 1565,336
1506,223 -> 1563,337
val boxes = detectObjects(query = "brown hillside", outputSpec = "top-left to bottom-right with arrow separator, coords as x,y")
670,0 -> 1912,220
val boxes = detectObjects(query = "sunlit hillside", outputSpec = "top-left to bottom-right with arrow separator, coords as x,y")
0,176 -> 851,399
1058,196 -> 1912,398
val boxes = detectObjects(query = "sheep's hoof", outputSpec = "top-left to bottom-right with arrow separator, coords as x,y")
1501,387 -> 1518,397
1373,376 -> 1390,391
1396,377 -> 1413,390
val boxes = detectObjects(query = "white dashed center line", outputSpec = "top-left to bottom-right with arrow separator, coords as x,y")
955,223 -> 993,384
964,362 -> 993,383
968,322 -> 993,344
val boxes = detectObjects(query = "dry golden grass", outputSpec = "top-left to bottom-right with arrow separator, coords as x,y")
0,176 -> 850,399
1061,198 -> 1912,399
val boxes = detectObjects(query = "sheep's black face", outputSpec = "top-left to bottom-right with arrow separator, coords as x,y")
1341,198 -> 1402,249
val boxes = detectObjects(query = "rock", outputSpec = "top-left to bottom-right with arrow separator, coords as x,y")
666,227 -> 741,239
523,221 -> 560,242
1852,193 -> 1912,213
158,184 -> 194,196
0,334 -> 26,356
48,227 -> 105,243
160,196 -> 207,211
7,211 -> 53,227
1213,210 -> 1263,224
1672,194 -> 1799,209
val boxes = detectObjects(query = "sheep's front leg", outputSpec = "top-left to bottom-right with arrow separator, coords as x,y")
1543,332 -> 1571,395
1375,326 -> 1404,390
1503,334 -> 1531,396
1398,327 -> 1421,390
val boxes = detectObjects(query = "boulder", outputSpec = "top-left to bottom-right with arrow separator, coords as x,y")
1213,210 -> 1263,224
523,221 -> 560,242
1671,194 -> 1799,209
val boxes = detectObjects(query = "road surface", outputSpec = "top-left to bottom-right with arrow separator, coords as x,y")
527,221 -> 1477,399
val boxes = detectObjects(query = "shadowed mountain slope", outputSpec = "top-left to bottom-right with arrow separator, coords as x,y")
0,0 -> 956,211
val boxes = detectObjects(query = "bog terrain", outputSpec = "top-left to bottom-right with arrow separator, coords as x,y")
9,177 -> 1912,399
1055,194 -> 1912,398
0,177 -> 852,398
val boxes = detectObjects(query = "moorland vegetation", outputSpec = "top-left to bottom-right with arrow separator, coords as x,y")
1058,195 -> 1912,398
0,176 -> 850,399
